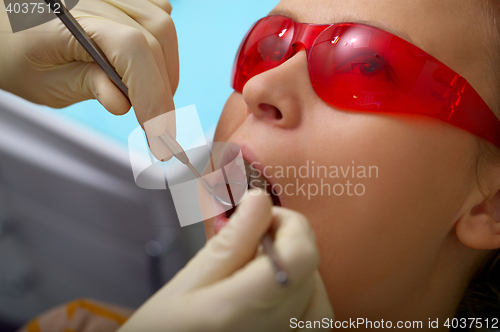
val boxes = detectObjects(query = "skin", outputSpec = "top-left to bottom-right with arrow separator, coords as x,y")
204,0 -> 500,328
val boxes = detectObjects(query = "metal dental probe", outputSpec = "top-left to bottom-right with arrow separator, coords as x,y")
241,164 -> 289,286
45,0 -> 288,286
43,0 -> 217,196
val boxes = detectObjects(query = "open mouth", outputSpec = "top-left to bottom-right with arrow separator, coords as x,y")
224,160 -> 281,219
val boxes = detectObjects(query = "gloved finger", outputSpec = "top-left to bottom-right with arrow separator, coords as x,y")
71,1 -> 176,127
272,206 -> 320,282
71,17 -> 170,135
22,54 -> 131,114
206,206 -> 320,305
82,63 -> 131,115
145,0 -> 179,94
148,0 -> 172,15
103,0 -> 179,95
67,10 -> 176,160
188,246 -> 322,331
116,277 -> 312,332
298,271 -> 335,331
179,273 -> 317,332
165,189 -> 274,296
97,10 -> 178,157
74,14 -> 174,124
143,111 -> 176,161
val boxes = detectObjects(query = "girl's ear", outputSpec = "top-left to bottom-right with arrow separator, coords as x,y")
456,170 -> 500,250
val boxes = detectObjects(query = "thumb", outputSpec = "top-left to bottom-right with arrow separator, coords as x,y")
166,189 -> 273,296
298,270 -> 335,328
80,63 -> 131,115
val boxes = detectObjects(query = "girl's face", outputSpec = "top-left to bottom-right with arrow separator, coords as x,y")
204,0 -> 496,321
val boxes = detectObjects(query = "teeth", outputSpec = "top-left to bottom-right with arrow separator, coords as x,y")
235,157 -> 246,175
244,161 -> 261,179
245,163 -> 268,190
248,174 -> 269,190
244,160 -> 253,178
243,160 -> 281,206
248,172 -> 273,195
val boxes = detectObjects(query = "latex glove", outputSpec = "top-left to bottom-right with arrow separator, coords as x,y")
118,190 -> 334,332
0,0 -> 178,157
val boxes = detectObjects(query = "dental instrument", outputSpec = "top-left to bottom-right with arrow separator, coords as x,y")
44,0 -> 288,286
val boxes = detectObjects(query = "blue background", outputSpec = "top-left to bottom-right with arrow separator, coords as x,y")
44,0 -> 280,146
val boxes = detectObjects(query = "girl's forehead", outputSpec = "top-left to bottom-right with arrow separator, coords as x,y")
273,0 -> 481,53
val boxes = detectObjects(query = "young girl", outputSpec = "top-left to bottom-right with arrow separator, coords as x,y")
9,0 -> 500,330
204,0 -> 500,328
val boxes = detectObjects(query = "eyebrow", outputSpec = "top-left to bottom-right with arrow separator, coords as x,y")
268,8 -> 414,44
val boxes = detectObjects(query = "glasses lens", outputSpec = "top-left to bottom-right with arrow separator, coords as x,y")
213,181 -> 248,206
310,24 -> 401,110
310,23 -> 454,117
232,16 -> 294,92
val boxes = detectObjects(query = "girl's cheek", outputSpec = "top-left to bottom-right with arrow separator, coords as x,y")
214,93 -> 248,142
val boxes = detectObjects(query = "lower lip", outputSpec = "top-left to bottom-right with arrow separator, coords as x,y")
213,212 -> 229,235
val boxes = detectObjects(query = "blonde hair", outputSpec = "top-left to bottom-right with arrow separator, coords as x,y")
469,0 -> 500,115
455,3 -> 500,327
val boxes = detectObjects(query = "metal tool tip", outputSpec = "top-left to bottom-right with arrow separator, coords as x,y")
276,271 -> 289,286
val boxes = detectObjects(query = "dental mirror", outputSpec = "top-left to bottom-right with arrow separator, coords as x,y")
212,181 -> 249,207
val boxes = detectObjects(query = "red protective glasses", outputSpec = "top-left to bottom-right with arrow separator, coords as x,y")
231,15 -> 500,147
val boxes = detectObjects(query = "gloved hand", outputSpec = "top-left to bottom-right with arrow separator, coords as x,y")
118,190 -> 334,332
0,0 -> 178,152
